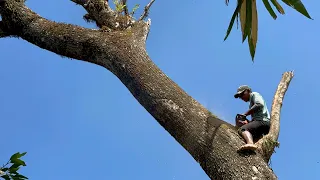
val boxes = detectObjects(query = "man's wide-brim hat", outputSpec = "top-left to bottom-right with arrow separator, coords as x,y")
234,85 -> 251,98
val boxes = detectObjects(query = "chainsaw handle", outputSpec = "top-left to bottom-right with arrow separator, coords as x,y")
235,114 -> 250,127
236,114 -> 249,122
236,114 -> 246,119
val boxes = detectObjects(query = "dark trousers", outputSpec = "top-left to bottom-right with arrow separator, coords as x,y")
238,120 -> 270,140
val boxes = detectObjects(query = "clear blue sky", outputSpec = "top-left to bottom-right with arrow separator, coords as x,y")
0,0 -> 318,179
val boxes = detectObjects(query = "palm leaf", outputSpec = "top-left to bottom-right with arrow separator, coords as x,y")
250,0 -> 258,60
248,33 -> 255,61
282,0 -> 291,6
262,0 -> 277,19
270,0 -> 285,14
282,0 -> 312,19
224,0 -> 243,41
242,0 -> 252,42
239,0 -> 247,37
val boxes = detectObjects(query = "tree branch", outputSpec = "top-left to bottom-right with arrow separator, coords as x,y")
0,0 -> 120,67
139,0 -> 155,21
257,71 -> 294,162
0,0 -> 277,179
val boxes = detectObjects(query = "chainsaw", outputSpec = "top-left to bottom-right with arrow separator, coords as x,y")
235,114 -> 249,127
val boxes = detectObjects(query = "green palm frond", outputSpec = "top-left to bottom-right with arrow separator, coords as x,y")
224,0 -> 312,61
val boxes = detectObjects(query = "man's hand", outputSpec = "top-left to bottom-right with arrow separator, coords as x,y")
235,114 -> 249,127
240,120 -> 248,125
236,119 -> 248,127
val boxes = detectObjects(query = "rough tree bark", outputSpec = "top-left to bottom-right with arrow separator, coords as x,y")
0,0 -> 293,179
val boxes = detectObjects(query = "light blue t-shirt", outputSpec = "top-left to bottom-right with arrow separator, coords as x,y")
249,92 -> 270,121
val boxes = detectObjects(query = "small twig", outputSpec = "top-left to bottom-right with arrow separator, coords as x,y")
1,160 -> 10,169
121,0 -> 129,15
139,0 -> 155,21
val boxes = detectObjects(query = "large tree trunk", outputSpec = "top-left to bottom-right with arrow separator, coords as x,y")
0,0 -> 293,179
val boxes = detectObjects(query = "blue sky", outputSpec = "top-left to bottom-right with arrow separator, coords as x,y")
0,0 -> 319,179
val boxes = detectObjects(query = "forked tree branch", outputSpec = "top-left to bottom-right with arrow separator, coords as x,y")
139,0 -> 155,21
0,0 -> 279,178
257,71 -> 294,162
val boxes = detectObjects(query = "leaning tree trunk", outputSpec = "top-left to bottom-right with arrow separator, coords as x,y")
0,0 -> 293,179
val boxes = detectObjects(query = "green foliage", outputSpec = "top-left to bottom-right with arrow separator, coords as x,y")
112,0 -> 140,17
262,0 -> 277,19
282,0 -> 311,18
224,0 -> 312,61
113,0 -> 127,12
0,152 -> 28,180
262,136 -> 280,154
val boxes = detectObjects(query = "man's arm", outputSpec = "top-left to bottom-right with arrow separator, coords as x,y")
244,93 -> 264,116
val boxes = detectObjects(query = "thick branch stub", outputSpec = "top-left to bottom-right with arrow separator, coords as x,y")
257,71 -> 294,162
71,0 -> 133,30
70,0 -> 154,44
139,0 -> 155,21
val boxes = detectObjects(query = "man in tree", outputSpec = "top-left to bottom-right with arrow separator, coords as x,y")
234,85 -> 271,151
0,0 -> 297,178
